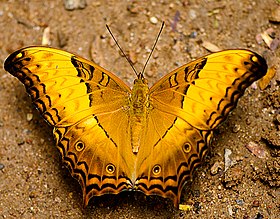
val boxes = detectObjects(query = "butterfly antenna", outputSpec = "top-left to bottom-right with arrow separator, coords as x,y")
141,21 -> 165,78
106,24 -> 138,77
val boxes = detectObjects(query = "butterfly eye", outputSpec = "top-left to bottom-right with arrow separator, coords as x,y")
152,165 -> 161,175
183,143 -> 191,153
106,164 -> 115,174
75,141 -> 85,152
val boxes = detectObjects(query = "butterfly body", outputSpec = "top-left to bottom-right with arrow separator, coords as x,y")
129,78 -> 150,153
4,46 -> 267,208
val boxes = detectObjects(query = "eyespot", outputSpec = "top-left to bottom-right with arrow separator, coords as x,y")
183,143 -> 192,153
75,141 -> 85,152
106,164 -> 115,174
152,165 -> 161,175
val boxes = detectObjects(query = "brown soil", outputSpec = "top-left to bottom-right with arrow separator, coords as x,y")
0,0 -> 279,218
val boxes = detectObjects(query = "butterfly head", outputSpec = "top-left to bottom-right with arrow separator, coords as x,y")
134,74 -> 148,85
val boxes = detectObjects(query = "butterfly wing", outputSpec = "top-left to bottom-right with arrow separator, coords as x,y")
4,46 -> 135,207
5,47 -> 268,208
135,50 -> 267,206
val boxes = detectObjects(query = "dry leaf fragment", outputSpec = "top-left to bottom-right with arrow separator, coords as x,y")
258,66 -> 277,90
42,27 -> 51,46
259,28 -> 279,51
201,41 -> 221,52
245,141 -> 267,159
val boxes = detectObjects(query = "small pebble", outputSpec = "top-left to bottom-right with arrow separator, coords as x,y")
236,199 -> 244,206
252,200 -> 260,207
188,9 -> 197,20
224,148 -> 233,171
0,163 -> 4,170
55,196 -> 62,203
23,129 -> 32,134
30,206 -> 35,213
127,2 -> 140,14
150,16 -> 158,24
189,31 -> 197,38
210,161 -> 224,175
17,139 -> 25,145
232,124 -> 240,133
37,168 -> 42,174
228,205 -> 233,216
129,50 -> 137,64
26,138 -> 33,144
29,191 -> 37,199
246,141 -> 267,158
26,113 -> 33,122
64,0 -> 87,10
179,212 -> 184,217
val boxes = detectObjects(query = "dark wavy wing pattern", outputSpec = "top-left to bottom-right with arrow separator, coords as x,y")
135,108 -> 212,206
4,46 -> 131,127
149,50 -> 267,130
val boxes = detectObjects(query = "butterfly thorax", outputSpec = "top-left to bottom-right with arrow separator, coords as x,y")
129,78 -> 150,154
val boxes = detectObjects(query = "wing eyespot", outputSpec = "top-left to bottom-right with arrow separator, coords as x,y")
106,164 -> 115,174
75,141 -> 85,152
183,143 -> 192,153
152,165 -> 161,175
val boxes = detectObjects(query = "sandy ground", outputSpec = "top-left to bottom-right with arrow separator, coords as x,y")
0,0 -> 279,218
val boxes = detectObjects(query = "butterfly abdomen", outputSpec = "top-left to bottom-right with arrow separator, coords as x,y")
129,79 -> 150,153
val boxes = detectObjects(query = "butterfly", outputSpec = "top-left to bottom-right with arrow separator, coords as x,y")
4,45 -> 267,208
